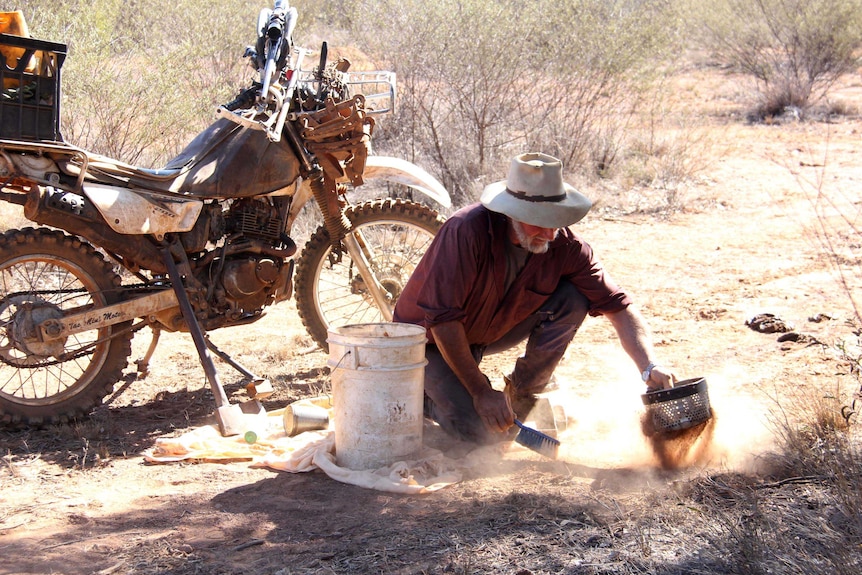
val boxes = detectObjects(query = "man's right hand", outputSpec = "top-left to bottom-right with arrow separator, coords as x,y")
472,386 -> 515,434
428,321 -> 516,435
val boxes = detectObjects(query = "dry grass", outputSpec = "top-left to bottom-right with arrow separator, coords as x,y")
3,372 -> 860,574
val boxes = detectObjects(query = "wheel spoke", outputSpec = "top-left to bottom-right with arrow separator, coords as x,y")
0,365 -> 26,397
0,228 -> 133,423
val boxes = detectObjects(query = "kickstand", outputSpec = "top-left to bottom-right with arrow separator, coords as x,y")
134,325 -> 162,377
160,243 -> 262,436
205,336 -> 274,399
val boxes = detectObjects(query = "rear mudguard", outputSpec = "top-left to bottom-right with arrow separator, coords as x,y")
362,156 -> 451,209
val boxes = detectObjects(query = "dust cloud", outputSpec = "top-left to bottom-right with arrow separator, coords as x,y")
548,359 -> 776,473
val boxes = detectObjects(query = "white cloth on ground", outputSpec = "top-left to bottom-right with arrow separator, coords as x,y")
143,400 -> 464,494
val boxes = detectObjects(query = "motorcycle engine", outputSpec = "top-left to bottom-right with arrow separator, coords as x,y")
220,255 -> 283,310
227,198 -> 286,242
196,198 -> 295,323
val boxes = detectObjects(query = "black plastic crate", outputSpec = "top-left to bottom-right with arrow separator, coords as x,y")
0,33 -> 66,141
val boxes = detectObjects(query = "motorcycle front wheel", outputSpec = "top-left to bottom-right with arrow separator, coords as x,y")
294,199 -> 444,351
0,228 -> 133,425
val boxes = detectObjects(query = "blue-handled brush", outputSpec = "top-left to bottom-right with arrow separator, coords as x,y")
514,419 -> 560,459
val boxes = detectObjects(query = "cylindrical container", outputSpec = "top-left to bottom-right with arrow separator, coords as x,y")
283,403 -> 331,436
327,322 -> 427,470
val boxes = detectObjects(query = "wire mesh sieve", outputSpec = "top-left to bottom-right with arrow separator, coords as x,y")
641,377 -> 711,433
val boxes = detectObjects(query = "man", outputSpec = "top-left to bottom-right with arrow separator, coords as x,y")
393,152 -> 676,444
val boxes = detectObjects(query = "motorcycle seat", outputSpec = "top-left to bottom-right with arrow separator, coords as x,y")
85,155 -> 183,182
132,166 -> 184,180
59,153 -> 188,194
61,118 -> 301,198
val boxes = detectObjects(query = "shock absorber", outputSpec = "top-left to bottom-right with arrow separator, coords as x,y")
309,168 -> 351,251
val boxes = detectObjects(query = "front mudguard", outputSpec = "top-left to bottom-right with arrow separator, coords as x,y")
361,156 -> 451,209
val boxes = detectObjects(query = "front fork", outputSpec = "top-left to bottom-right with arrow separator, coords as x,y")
341,230 -> 394,321
307,168 -> 395,321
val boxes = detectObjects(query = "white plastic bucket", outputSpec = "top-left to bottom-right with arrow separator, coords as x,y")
327,322 -> 427,470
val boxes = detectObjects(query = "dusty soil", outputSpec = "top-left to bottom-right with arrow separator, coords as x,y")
2,68 -> 862,575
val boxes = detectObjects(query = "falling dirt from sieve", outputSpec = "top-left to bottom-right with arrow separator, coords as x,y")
641,410 -> 718,470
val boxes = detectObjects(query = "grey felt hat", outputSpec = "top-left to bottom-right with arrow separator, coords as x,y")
480,153 -> 592,228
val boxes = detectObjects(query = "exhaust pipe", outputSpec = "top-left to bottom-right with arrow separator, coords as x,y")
23,187 -> 168,274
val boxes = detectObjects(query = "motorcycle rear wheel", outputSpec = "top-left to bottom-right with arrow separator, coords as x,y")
0,228 -> 133,425
294,199 -> 444,351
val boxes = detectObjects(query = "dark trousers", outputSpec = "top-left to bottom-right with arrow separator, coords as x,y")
423,282 -> 589,443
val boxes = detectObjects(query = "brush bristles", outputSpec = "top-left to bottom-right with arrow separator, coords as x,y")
514,419 -> 560,459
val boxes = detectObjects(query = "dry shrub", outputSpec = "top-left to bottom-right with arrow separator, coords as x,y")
348,0 -> 682,208
15,0 -> 696,212
766,383 -> 852,460
694,0 -> 862,121
613,126 -> 719,214
664,377 -> 862,575
763,385 -> 861,561
823,97 -> 860,118
836,331 -> 862,425
689,467 -> 862,574
17,0 -> 256,166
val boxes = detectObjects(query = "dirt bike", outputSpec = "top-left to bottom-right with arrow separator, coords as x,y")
0,1 -> 450,434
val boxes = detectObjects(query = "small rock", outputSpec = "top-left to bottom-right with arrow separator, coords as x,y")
746,313 -> 794,333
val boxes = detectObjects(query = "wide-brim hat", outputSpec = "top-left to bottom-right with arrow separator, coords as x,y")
480,152 -> 592,228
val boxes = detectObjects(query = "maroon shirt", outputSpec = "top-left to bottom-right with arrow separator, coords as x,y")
393,203 -> 632,345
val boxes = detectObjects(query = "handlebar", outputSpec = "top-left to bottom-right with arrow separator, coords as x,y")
219,1 -> 393,142
222,85 -> 260,112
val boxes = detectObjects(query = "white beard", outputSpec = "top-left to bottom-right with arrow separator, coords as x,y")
510,220 -> 557,254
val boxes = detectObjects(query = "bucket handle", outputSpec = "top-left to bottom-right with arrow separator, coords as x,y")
328,346 -> 428,371
331,348 -> 358,370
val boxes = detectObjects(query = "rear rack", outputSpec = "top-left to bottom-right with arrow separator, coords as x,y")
344,70 -> 396,115
297,69 -> 397,115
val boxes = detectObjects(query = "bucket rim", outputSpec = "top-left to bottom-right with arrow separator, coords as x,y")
327,321 -> 428,340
